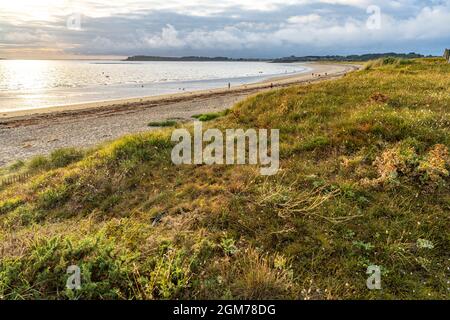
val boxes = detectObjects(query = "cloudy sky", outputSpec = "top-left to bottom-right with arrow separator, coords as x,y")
0,0 -> 449,59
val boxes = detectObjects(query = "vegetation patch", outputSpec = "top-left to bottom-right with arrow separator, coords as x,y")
28,148 -> 84,172
0,197 -> 24,215
148,120 -> 178,127
192,109 -> 230,122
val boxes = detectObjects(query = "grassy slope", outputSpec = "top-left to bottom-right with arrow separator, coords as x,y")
0,59 -> 449,300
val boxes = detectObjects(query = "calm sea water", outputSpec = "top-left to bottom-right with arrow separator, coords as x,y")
0,60 -> 309,112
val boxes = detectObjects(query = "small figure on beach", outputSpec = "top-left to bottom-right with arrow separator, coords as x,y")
228,82 -> 231,89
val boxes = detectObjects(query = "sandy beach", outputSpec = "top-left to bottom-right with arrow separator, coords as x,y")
0,63 -> 359,166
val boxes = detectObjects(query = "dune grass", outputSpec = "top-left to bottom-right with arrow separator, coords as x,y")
192,109 -> 230,121
0,58 -> 449,300
148,120 -> 178,127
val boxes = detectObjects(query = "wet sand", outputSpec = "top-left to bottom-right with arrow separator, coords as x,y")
0,63 -> 359,166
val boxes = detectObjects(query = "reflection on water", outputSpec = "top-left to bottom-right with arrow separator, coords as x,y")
0,60 -> 52,91
0,60 -> 309,112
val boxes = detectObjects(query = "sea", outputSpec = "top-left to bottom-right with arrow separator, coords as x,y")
0,60 -> 309,113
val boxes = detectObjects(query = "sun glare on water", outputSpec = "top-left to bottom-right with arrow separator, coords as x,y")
0,60 -> 52,92
0,60 -> 55,111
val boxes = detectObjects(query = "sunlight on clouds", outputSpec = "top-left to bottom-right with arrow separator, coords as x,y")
0,0 -> 70,22
0,0 -> 307,22
0,0 -> 449,58
0,1 -> 427,24
287,14 -> 322,24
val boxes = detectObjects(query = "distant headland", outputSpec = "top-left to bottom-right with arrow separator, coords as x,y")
124,56 -> 267,62
271,52 -> 427,63
125,52 -> 428,63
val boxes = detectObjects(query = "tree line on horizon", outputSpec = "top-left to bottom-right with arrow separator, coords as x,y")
125,52 -> 430,62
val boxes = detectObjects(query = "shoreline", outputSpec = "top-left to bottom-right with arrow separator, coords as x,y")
0,63 -> 360,166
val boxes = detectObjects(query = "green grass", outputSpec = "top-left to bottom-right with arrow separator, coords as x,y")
364,57 -> 414,70
192,109 -> 230,121
28,148 -> 84,172
148,120 -> 178,127
0,58 -> 449,300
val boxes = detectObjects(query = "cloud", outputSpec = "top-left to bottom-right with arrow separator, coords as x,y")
142,24 -> 185,48
287,14 -> 322,24
1,0 -> 449,58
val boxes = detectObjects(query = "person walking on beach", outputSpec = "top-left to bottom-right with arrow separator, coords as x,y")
228,82 -> 231,90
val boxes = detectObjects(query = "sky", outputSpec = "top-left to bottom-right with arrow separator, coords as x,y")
0,0 -> 449,59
